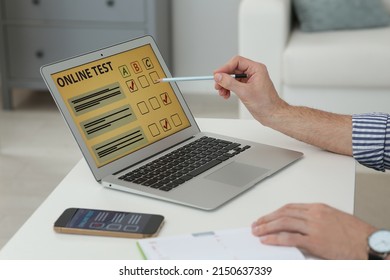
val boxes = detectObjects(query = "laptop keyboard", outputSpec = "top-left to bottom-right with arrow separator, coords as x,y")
118,136 -> 251,191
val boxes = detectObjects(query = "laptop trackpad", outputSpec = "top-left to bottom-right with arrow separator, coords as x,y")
205,162 -> 269,187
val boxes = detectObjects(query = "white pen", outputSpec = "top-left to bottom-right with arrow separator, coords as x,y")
157,73 -> 247,83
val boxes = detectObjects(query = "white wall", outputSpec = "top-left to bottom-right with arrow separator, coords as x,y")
172,0 -> 241,94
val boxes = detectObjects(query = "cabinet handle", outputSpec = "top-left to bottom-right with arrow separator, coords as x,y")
106,0 -> 115,7
32,0 -> 40,5
35,50 -> 44,59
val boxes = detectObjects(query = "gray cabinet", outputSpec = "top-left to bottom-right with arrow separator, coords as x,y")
0,0 -> 171,109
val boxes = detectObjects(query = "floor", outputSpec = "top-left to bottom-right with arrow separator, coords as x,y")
0,89 -> 389,250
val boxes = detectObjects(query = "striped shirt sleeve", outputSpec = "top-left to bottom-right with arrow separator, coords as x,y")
352,113 -> 390,172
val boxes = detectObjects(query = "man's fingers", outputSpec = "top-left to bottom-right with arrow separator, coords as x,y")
253,204 -> 311,226
214,73 -> 245,96
252,215 -> 309,237
259,232 -> 308,250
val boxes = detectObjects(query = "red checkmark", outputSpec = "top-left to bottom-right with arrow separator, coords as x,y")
161,119 -> 170,131
162,93 -> 168,104
163,119 -> 168,129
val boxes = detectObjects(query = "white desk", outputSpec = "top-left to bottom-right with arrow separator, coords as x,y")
0,118 -> 355,259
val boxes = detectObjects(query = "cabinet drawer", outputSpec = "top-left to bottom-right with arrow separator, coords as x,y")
6,26 -> 145,79
4,0 -> 145,23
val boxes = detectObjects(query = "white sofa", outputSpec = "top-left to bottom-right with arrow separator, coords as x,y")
238,0 -> 390,118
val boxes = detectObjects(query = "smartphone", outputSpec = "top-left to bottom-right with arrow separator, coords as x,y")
54,208 -> 164,238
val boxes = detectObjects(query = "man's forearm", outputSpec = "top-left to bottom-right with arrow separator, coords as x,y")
261,103 -> 353,156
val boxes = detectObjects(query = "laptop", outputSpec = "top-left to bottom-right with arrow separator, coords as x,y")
40,35 -> 303,210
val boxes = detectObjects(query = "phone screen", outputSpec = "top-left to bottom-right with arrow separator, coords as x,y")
65,208 -> 155,234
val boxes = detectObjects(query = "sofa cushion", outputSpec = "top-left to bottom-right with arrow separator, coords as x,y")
293,0 -> 390,32
283,26 -> 390,88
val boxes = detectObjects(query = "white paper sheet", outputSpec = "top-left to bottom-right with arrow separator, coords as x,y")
137,227 -> 305,260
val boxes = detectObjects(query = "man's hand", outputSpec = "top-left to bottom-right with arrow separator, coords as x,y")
252,203 -> 377,259
214,55 -> 285,124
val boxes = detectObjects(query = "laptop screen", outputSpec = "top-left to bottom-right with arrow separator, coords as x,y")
50,43 -> 191,168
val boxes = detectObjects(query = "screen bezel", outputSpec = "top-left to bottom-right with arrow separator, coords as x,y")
41,36 -> 200,181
